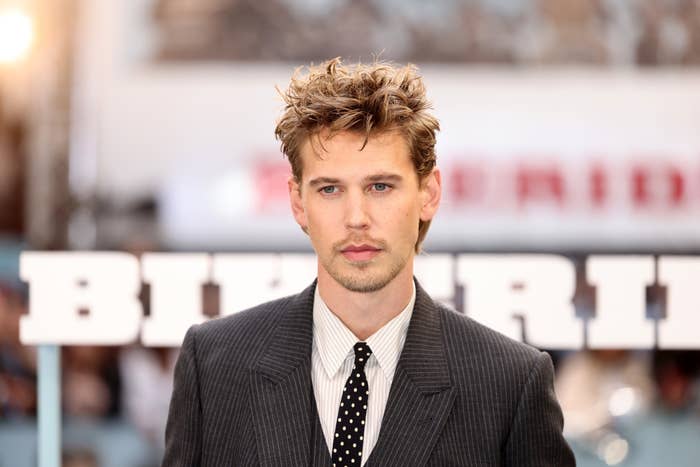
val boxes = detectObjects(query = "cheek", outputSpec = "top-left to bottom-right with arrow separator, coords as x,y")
303,198 -> 323,224
383,201 -> 420,238
306,204 -> 341,237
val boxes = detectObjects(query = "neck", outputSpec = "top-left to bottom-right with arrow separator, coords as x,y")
317,264 -> 415,341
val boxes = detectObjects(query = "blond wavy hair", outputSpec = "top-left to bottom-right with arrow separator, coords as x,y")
274,57 -> 440,252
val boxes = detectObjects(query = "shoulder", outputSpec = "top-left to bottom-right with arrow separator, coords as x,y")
435,302 -> 546,383
182,292 -> 298,368
197,293 -> 295,340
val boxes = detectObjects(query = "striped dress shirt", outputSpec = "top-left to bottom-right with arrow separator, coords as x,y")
311,284 -> 416,466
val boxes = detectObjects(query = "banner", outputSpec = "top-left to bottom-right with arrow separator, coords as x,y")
19,252 -> 700,349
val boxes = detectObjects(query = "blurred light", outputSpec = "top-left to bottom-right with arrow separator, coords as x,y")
608,386 -> 637,417
598,435 -> 629,466
0,7 -> 33,64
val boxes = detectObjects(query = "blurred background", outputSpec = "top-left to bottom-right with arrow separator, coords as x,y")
1,0 -> 700,465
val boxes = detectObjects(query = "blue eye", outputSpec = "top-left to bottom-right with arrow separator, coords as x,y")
321,186 -> 337,194
373,183 -> 388,191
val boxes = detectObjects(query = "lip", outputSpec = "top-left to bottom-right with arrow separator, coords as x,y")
341,244 -> 380,252
340,244 -> 382,261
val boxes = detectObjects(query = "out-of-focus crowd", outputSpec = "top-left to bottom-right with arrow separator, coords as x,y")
153,0 -> 700,66
553,347 -> 700,466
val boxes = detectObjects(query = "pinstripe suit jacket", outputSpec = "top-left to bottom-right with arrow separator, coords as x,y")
163,280 -> 575,466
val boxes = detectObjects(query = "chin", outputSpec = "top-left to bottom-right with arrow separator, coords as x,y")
330,263 -> 405,294
337,276 -> 391,293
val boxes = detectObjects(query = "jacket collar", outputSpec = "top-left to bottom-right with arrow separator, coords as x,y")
396,279 -> 452,393
253,280 -> 316,383
364,283 -> 455,466
253,278 -> 450,390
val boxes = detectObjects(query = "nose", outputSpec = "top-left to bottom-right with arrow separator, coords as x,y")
344,189 -> 370,230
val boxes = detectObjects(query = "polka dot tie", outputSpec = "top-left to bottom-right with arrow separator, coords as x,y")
331,342 -> 372,467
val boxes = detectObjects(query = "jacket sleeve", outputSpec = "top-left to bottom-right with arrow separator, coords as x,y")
504,351 -> 576,466
162,325 -> 203,466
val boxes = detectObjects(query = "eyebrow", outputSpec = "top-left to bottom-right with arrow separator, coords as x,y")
363,173 -> 403,184
307,173 -> 403,187
308,176 -> 341,188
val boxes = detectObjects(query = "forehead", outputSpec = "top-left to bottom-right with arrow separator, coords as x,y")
299,130 -> 414,180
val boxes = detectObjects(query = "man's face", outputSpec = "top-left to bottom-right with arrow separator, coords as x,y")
289,130 -> 441,293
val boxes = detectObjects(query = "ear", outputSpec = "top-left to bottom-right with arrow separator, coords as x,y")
288,176 -> 309,233
419,168 -> 441,222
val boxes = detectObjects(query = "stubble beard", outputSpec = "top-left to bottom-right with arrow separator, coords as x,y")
322,242 -> 410,293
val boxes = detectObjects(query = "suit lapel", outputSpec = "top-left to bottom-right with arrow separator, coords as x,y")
365,281 -> 455,467
250,282 -> 319,467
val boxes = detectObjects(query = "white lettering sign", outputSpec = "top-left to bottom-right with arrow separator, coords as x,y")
657,257 -> 700,348
17,252 -> 700,349
587,256 -> 655,348
457,255 -> 582,349
141,253 -> 211,346
20,252 -> 142,345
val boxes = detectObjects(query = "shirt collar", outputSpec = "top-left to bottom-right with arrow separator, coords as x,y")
312,281 -> 416,381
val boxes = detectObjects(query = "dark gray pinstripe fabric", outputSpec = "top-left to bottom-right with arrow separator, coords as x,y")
163,280 -> 575,466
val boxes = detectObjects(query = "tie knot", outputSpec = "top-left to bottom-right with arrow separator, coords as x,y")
353,342 -> 372,370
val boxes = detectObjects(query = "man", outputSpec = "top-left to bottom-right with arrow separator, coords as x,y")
163,58 -> 575,466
